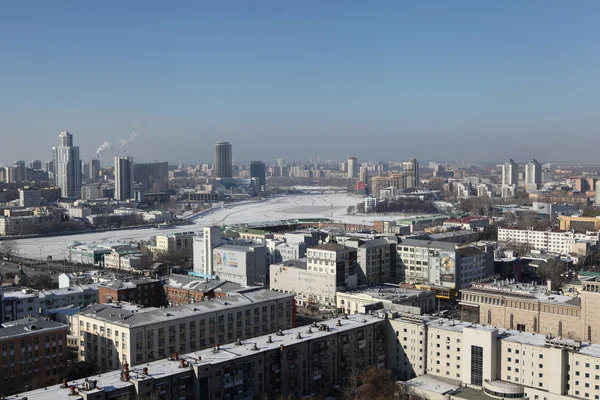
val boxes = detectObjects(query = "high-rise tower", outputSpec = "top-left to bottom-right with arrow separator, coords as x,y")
114,156 -> 134,201
250,161 -> 266,192
347,157 -> 359,179
52,131 -> 81,198
214,142 -> 232,178
525,159 -> 542,192
502,159 -> 519,187
403,158 -> 420,187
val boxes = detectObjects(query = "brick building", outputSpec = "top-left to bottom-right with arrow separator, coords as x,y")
98,277 -> 164,307
0,317 -> 68,393
163,275 -> 255,307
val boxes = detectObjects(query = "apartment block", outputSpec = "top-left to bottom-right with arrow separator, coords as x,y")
70,290 -> 294,371
398,239 -> 487,290
152,231 -> 195,258
98,278 -> 164,307
498,227 -> 597,254
345,237 -> 397,285
0,317 -> 68,393
163,275 -> 256,307
13,314 -> 386,400
2,286 -> 98,322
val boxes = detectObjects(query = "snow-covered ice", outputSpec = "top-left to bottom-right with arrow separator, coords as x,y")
15,193 -> 402,260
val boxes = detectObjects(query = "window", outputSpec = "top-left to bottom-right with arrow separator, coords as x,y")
470,346 -> 483,386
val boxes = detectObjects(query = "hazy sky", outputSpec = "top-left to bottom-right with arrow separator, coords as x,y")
1,1 -> 599,166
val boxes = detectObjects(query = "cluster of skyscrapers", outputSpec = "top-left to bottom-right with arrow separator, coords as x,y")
45,131 -> 168,201
501,158 -> 542,198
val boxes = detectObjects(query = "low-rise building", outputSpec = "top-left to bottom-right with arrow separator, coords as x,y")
0,317 -> 68,393
336,284 -> 436,315
460,277 -> 600,343
398,239 -> 487,289
443,216 -> 491,231
346,237 -> 398,285
12,313 -> 386,400
2,285 -> 99,322
98,277 -> 163,307
498,227 -> 597,254
18,187 -> 41,207
70,290 -> 295,371
152,231 -> 195,258
104,248 -> 143,271
559,215 -> 600,232
163,275 -> 253,307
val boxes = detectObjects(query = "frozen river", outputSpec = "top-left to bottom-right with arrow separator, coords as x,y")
15,193 -> 399,260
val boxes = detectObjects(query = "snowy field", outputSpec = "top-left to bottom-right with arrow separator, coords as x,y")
14,193 -> 403,260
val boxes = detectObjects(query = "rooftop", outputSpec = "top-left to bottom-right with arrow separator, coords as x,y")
79,290 -> 293,328
339,284 -> 430,302
100,277 -> 159,290
462,279 -> 579,305
310,242 -> 349,252
0,317 -> 67,339
399,238 -> 457,251
402,374 -> 460,395
10,314 -> 384,400
271,258 -> 308,270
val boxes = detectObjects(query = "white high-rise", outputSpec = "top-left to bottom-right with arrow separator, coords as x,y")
525,158 -> 542,192
114,156 -> 134,200
347,157 -> 359,179
403,158 -> 419,187
501,159 -> 519,198
501,159 -> 519,186
52,131 -> 82,198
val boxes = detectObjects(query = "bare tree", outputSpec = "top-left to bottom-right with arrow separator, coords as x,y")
537,259 -> 567,290
343,366 -> 424,400
0,240 -> 19,260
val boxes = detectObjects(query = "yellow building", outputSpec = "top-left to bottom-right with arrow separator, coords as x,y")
559,215 -> 600,232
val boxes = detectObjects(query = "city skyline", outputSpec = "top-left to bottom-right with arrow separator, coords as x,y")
1,2 -> 599,164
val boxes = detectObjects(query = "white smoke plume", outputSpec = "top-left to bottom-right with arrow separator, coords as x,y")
120,130 -> 138,147
96,141 -> 112,154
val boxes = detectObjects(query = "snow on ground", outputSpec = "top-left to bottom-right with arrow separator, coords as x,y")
15,193 -> 404,260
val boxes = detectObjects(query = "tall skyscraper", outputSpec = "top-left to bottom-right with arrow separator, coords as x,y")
114,156 -> 134,201
359,166 -> 369,185
347,157 -> 359,179
525,158 -> 542,192
133,161 -> 169,192
501,159 -> 519,186
89,158 -> 101,181
403,158 -> 420,187
250,161 -> 266,192
214,142 -> 232,178
53,131 -> 82,198
501,158 -> 519,198
29,160 -> 42,170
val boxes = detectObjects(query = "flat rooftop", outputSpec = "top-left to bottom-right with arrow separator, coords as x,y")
271,258 -> 307,270
402,374 -> 460,395
10,313 -> 384,400
339,284 -> 430,301
399,238 -> 457,251
462,280 -> 580,305
79,290 -> 293,328
0,317 -> 67,339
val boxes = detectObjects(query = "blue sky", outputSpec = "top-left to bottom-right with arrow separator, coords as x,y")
1,1 -> 599,165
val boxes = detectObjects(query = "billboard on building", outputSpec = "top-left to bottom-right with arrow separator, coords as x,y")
214,250 -> 238,268
439,251 -> 456,283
